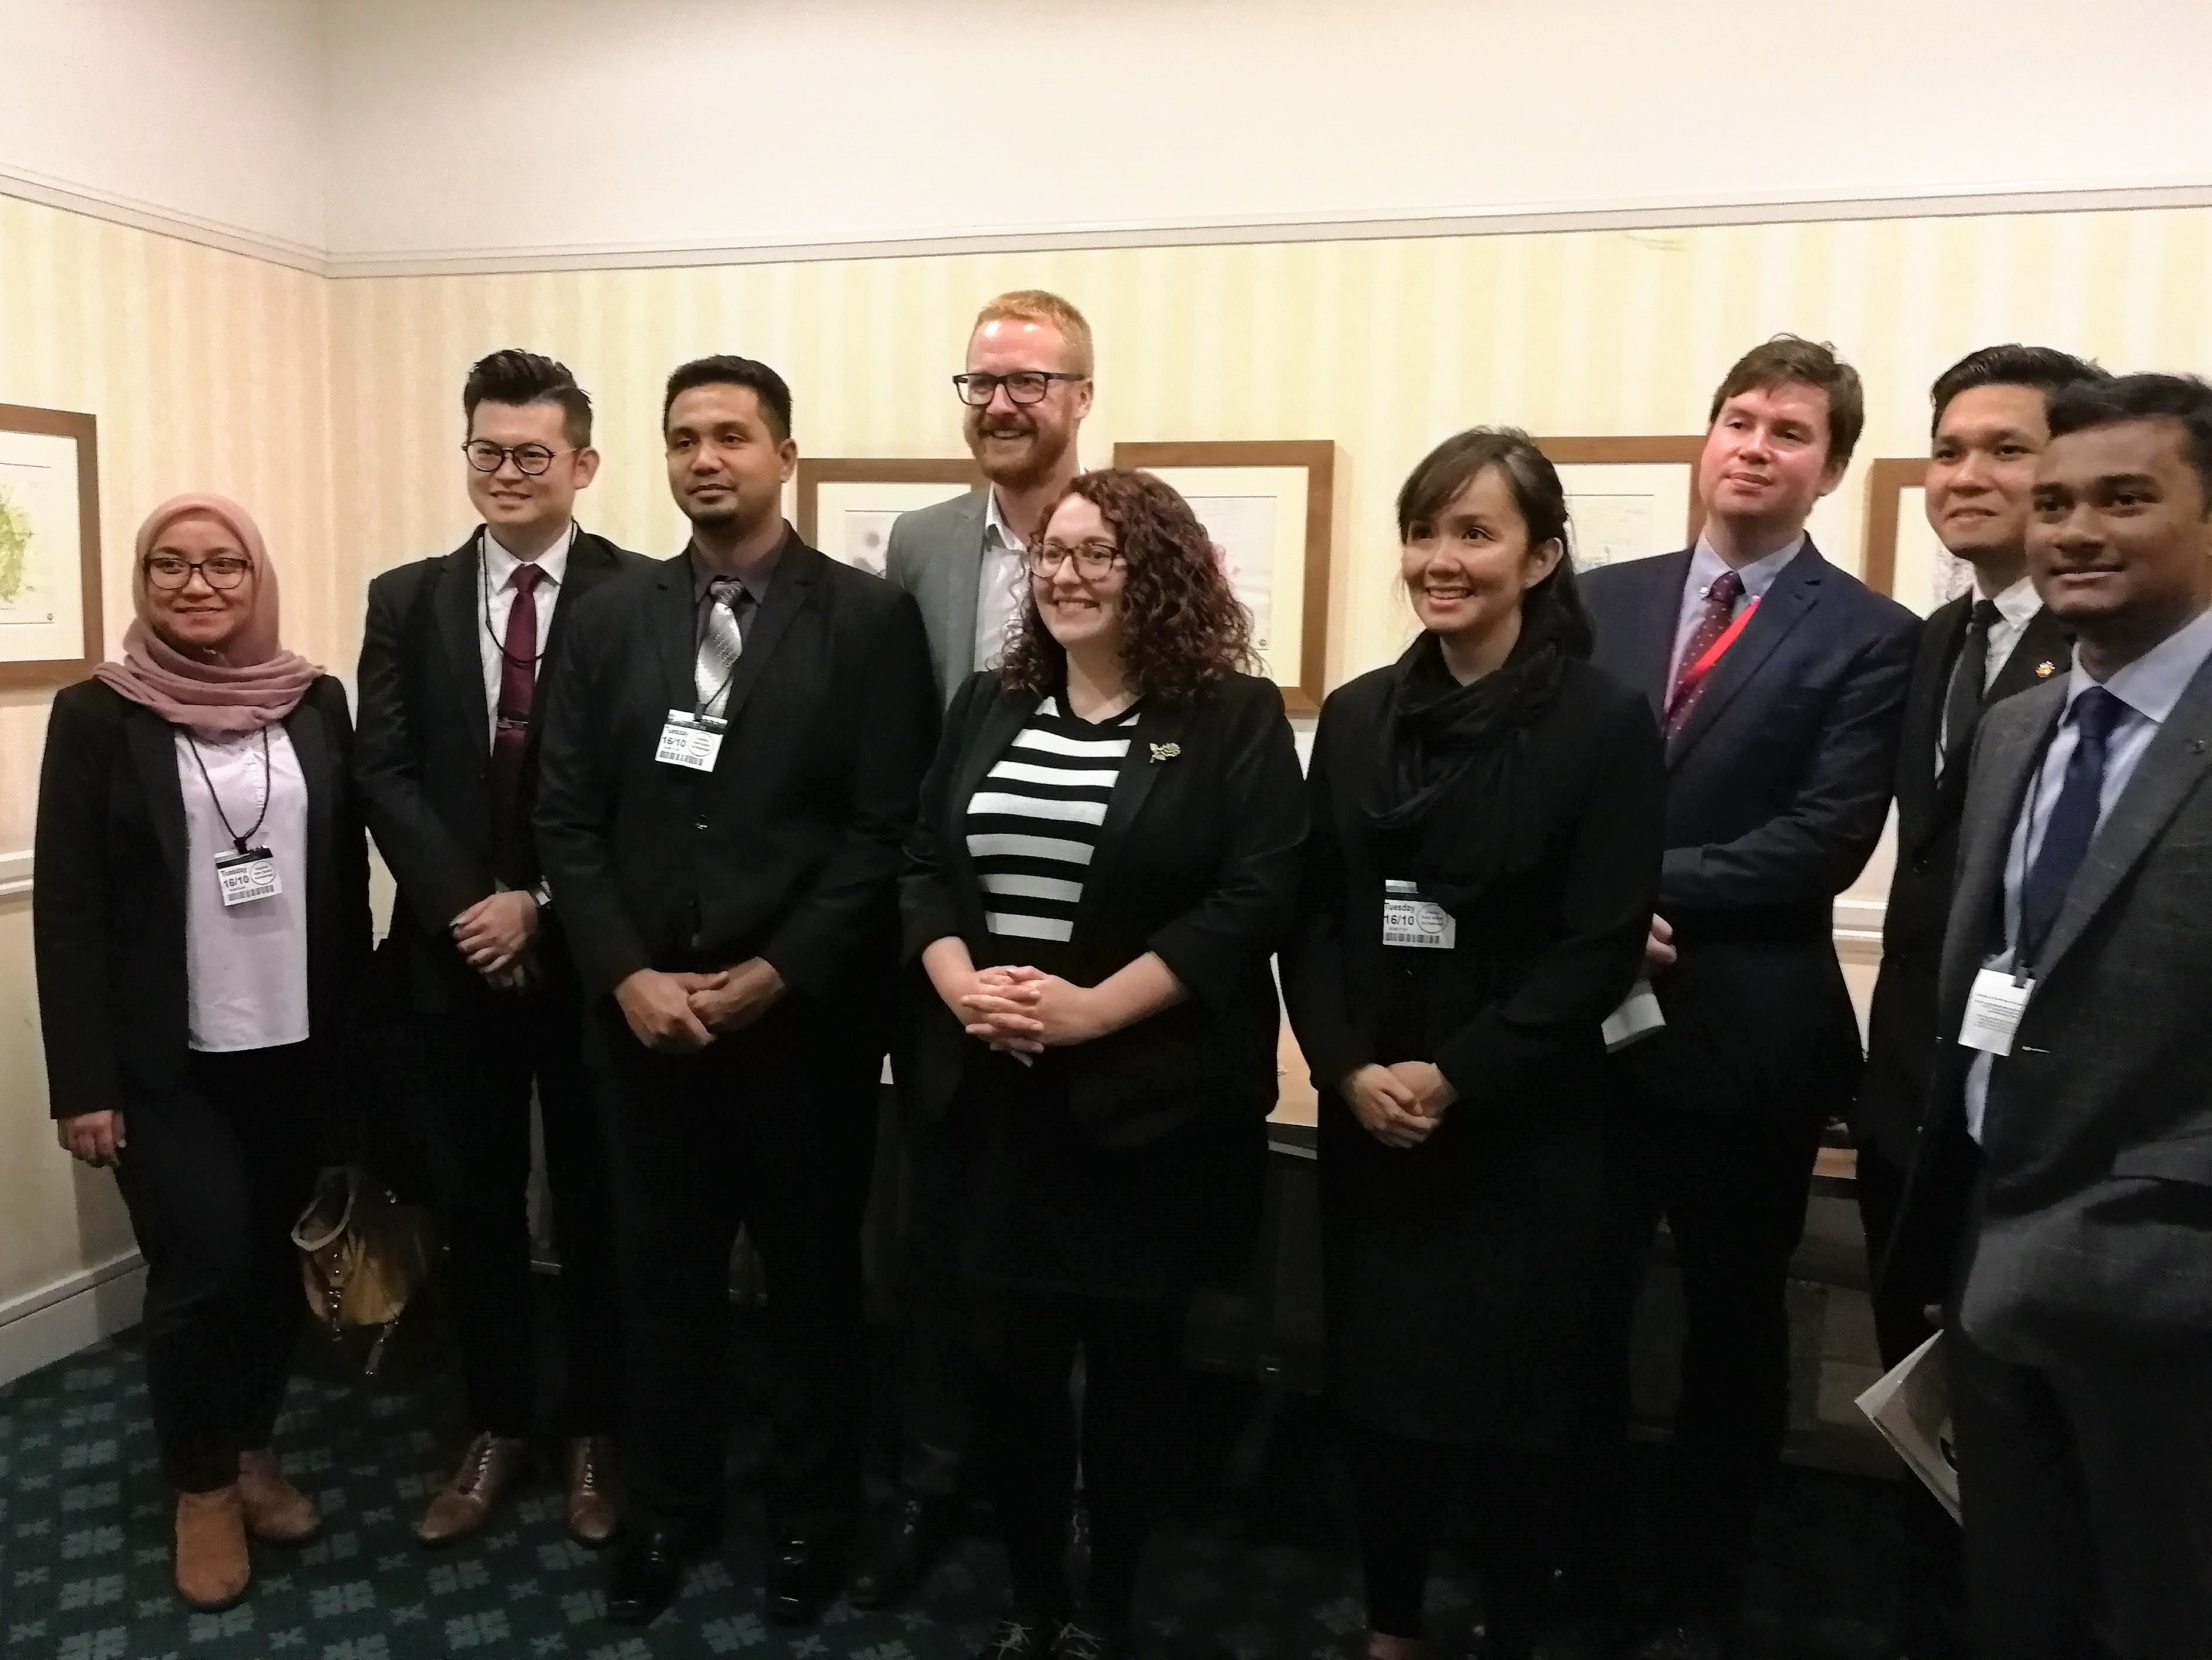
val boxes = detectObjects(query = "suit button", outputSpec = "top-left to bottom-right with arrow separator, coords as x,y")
694,818 -> 708,831
1912,854 -> 1932,873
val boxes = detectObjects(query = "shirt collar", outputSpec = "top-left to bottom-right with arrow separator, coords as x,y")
1689,532 -> 1803,601
689,523 -> 792,604
982,487 -> 1026,554
481,520 -> 576,590
2064,603 -> 2212,727
1982,572 -> 2041,630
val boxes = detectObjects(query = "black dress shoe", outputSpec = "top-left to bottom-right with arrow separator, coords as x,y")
851,1492 -> 959,1610
604,1514 -> 721,1626
765,1533 -> 849,1626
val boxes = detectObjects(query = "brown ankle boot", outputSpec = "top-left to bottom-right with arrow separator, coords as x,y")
238,1449 -> 322,1545
174,1485 -> 251,1612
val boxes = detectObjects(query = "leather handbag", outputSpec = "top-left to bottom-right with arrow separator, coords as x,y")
291,1167 -> 434,1373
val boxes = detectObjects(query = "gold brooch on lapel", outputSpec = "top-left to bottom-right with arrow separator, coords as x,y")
1149,742 -> 1181,764
2036,661 -> 2057,678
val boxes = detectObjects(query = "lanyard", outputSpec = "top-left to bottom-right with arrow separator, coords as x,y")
478,528 -> 565,671
185,726 -> 273,854
1683,595 -> 1760,690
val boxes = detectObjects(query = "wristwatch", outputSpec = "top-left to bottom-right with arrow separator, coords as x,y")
530,879 -> 553,911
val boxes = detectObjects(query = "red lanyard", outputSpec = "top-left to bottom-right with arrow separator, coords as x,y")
1676,595 -> 1761,701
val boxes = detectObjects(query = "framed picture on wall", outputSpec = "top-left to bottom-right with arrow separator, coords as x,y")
0,403 -> 101,689
794,459 -> 982,578
1534,436 -> 1707,571
1864,457 -> 1974,618
1112,439 -> 1336,715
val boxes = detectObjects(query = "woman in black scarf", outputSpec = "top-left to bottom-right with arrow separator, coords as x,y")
1284,428 -> 1664,1660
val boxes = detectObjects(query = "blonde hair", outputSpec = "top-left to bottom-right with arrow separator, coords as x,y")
971,289 -> 1094,378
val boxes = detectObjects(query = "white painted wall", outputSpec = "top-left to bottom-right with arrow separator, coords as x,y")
0,0 -> 327,258
322,0 -> 2212,264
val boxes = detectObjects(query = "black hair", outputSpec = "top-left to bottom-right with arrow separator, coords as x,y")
1396,426 -> 1594,658
661,355 -> 794,443
1929,343 -> 2106,436
462,349 -> 592,448
2046,372 -> 2212,508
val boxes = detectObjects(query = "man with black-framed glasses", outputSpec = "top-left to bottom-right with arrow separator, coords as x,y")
355,348 -> 644,1552
856,290 -> 1097,1612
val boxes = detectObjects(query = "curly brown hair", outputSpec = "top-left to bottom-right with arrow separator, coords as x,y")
998,468 -> 1259,702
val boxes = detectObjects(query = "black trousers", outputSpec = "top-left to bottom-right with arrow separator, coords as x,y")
406,962 -> 621,1439
111,1044 -> 320,1493
1581,1086 -> 1824,1615
1856,1137 -> 1970,1659
970,1288 -> 1188,1628
588,996 -> 875,1537
1354,1423 -> 1564,1647
1951,1326 -> 2212,1660
888,1108 -> 974,1498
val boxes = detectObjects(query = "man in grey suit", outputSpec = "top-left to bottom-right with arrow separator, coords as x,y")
1889,371 -> 2212,1660
885,289 -> 1095,705
854,289 -> 1094,1606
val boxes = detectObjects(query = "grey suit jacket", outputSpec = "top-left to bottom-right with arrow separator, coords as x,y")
1890,652 -> 2212,1362
884,488 -> 990,708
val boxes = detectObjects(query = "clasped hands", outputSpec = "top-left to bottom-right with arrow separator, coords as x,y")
615,959 -> 786,1053
950,964 -> 1107,1055
1342,1061 -> 1458,1150
451,889 -> 540,991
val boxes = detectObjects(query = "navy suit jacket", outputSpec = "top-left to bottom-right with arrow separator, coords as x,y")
1582,540 -> 1916,1121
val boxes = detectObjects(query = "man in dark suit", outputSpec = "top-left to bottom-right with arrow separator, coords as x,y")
1578,336 -> 1917,1659
535,355 -> 938,1628
1887,373 -> 2212,1660
355,350 -> 644,1549
1852,344 -> 2102,1659
859,288 -> 1094,1609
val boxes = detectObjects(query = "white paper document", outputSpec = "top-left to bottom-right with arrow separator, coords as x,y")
1856,1331 -> 1961,1524
1601,978 -> 1665,1052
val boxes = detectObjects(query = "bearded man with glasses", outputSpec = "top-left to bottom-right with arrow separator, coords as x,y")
355,348 -> 645,1553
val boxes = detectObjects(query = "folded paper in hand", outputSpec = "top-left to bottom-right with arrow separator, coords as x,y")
1855,1330 -> 1960,1524
1603,978 -> 1666,1052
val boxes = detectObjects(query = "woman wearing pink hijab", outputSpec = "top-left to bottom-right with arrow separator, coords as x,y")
32,495 -> 371,1612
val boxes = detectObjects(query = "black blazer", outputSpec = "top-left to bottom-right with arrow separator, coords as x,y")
535,532 -> 939,1008
1853,597 -> 2070,1164
1582,541 -> 1916,1121
355,528 -> 645,1013
32,676 -> 373,1125
899,670 -> 1306,1151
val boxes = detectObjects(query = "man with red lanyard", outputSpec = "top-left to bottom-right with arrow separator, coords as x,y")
1575,336 -> 1917,1660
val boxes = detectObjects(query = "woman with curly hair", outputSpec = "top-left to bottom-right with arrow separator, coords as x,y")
900,467 -> 1306,1660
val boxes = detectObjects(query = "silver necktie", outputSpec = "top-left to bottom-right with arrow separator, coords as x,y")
694,577 -> 748,718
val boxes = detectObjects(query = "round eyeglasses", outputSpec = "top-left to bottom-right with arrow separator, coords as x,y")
463,440 -> 571,476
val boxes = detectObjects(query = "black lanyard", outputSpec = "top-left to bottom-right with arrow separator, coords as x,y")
185,726 -> 273,855
479,530 -> 558,672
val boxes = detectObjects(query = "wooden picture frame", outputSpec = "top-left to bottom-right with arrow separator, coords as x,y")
0,402 -> 101,690
1112,439 -> 1336,715
1864,456 -> 1980,617
1535,436 -> 1708,568
794,458 -> 982,576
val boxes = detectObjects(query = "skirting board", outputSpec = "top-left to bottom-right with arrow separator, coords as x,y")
0,1251 -> 146,1390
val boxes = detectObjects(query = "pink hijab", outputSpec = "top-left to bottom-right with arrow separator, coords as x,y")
93,494 -> 322,736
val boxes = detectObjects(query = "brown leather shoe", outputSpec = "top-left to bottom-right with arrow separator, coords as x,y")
563,1436 -> 621,1548
415,1433 -> 531,1547
174,1485 -> 251,1611
237,1449 -> 321,1545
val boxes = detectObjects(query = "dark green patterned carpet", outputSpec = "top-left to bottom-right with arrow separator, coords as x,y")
0,1313 -> 1905,1660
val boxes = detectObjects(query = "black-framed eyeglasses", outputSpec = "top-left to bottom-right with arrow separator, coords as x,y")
145,554 -> 252,592
463,440 -> 571,476
1025,541 -> 1123,580
952,371 -> 1087,408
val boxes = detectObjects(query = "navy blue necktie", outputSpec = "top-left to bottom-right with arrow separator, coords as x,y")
2017,686 -> 2126,969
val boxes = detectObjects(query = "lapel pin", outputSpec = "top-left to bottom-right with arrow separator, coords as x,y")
1149,742 -> 1181,764
2036,661 -> 2057,678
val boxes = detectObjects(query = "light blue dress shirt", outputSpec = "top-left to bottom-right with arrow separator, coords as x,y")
1965,602 -> 2212,1142
1668,535 -> 1805,690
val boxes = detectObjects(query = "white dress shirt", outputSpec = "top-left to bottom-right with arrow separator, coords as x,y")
1935,574 -> 2045,780
1667,535 -> 1805,690
975,490 -> 1028,673
479,521 -> 575,747
176,724 -> 311,1052
1965,603 -> 2212,1141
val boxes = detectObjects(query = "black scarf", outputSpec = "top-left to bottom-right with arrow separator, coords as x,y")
1359,609 -> 1571,914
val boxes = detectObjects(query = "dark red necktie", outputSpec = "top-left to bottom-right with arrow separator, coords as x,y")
1663,568 -> 1744,739
490,563 -> 543,815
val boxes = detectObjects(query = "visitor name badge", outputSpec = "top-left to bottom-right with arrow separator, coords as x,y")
1382,879 -> 1456,949
215,846 -> 281,907
656,709 -> 726,772
1958,967 -> 2032,1057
